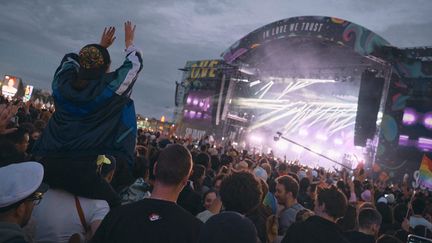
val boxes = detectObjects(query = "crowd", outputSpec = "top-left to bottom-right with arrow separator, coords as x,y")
1,21 -> 432,243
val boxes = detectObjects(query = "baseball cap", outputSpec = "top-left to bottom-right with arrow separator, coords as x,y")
0,162 -> 48,209
78,44 -> 110,80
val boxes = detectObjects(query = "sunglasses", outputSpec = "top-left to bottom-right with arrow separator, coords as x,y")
25,192 -> 43,206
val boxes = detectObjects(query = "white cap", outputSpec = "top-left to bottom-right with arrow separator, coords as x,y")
377,196 -> 388,204
0,162 -> 46,208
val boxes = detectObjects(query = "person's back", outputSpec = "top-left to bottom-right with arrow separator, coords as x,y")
92,144 -> 203,243
343,208 -> 382,243
282,215 -> 349,243
282,186 -> 349,243
32,189 -> 109,243
90,198 -> 202,243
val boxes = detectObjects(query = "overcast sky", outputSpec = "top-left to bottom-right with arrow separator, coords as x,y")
1,0 -> 431,119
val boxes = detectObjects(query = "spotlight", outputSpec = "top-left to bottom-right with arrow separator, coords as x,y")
424,113 -> 432,129
249,134 -> 263,143
402,108 -> 417,125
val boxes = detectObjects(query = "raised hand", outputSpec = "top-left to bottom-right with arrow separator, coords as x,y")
100,26 -> 116,48
124,21 -> 136,49
0,104 -> 18,135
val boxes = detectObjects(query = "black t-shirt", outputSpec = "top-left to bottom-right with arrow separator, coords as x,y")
91,198 -> 203,243
282,216 -> 351,243
343,231 -> 375,243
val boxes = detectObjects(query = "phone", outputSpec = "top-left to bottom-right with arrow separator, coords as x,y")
407,234 -> 432,243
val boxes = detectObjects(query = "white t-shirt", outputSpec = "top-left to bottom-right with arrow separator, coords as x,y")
32,189 -> 109,243
409,215 -> 432,231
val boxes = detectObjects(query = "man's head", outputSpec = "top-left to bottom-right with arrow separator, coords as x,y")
3,128 -> 29,154
0,162 -> 47,227
194,152 -> 211,170
314,186 -> 347,221
74,44 -> 111,90
358,208 -> 382,236
412,197 -> 426,215
154,144 -> 192,187
275,175 -> 299,206
220,171 -> 262,215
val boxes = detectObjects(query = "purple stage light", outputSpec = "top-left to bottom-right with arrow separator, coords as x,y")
186,97 -> 192,104
423,113 -> 432,129
418,137 -> 432,145
199,101 -> 204,107
398,135 -> 409,146
189,110 -> 196,118
193,99 -> 199,106
402,108 -> 417,125
417,137 -> 432,151
197,112 -> 202,118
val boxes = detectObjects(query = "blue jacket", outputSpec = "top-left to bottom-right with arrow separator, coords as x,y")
33,45 -> 143,167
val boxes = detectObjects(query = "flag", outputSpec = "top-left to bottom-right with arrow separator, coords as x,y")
418,155 -> 432,190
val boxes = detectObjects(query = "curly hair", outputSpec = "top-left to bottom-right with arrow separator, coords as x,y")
220,171 -> 262,214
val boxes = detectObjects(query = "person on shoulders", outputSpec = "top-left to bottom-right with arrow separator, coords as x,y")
33,21 -> 143,208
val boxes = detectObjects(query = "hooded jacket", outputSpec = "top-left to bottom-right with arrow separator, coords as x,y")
32,45 -> 143,167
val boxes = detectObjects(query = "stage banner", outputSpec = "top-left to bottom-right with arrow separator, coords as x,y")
222,16 -> 389,64
178,59 -> 226,130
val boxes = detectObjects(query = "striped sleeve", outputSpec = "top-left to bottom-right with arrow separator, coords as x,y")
109,45 -> 143,96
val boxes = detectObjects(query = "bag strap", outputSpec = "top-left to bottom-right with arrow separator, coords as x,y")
74,196 -> 89,233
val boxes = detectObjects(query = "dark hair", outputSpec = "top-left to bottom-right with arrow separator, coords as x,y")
155,144 -> 192,185
220,172 -> 262,214
0,140 -> 26,166
33,119 -> 46,132
376,202 -> 393,225
358,208 -> 382,229
278,163 -> 287,172
299,177 -> 310,193
191,164 -> 206,191
393,203 -> 407,224
337,204 -> 357,231
132,156 -> 149,179
203,189 -> 218,203
317,186 -> 347,219
195,153 -> 211,169
412,198 -> 426,215
210,155 -> 221,172
2,127 -> 28,144
276,175 -> 299,199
